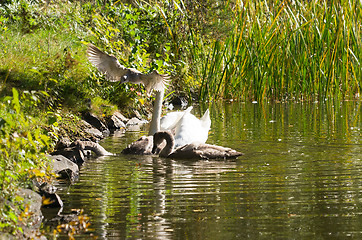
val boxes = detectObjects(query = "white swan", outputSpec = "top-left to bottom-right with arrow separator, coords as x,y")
162,107 -> 211,148
152,131 -> 243,160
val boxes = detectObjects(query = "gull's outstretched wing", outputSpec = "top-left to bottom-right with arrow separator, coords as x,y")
140,70 -> 170,93
87,44 -> 170,93
86,44 -> 128,82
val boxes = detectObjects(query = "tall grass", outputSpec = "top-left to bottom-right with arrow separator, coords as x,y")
198,0 -> 361,101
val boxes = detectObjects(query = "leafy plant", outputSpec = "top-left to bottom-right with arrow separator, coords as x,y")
0,88 -> 54,235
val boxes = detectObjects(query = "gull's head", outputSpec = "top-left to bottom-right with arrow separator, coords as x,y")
121,75 -> 129,84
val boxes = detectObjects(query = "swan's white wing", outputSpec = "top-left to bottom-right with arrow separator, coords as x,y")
173,108 -> 211,148
160,106 -> 193,131
160,112 -> 183,130
87,44 -> 128,82
200,109 -> 211,129
140,70 -> 170,93
199,109 -> 211,140
174,113 -> 203,147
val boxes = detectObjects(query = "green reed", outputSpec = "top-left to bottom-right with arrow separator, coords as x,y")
198,0 -> 361,101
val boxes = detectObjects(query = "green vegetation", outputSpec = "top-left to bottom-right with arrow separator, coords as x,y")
2,1 -> 359,105
199,1 -> 362,101
0,0 -> 183,113
0,88 -> 92,237
0,0 -> 361,237
0,88 -> 54,235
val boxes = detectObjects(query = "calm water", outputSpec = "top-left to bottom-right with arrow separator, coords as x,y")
49,101 -> 362,239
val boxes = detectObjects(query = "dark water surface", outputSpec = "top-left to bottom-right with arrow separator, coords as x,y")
49,101 -> 362,239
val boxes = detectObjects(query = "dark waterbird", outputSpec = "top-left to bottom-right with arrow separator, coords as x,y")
152,131 -> 243,160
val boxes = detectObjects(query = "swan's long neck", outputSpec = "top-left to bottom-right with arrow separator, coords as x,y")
148,89 -> 164,136
155,131 -> 175,157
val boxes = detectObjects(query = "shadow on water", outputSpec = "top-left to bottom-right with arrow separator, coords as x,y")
44,100 -> 362,239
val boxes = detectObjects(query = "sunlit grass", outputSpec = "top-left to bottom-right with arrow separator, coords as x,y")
0,28 -> 93,110
198,0 -> 361,101
1,29 -> 85,78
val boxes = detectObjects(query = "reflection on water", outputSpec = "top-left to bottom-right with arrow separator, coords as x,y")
50,101 -> 361,239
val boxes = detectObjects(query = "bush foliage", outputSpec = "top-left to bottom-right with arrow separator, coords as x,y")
0,88 -> 54,235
